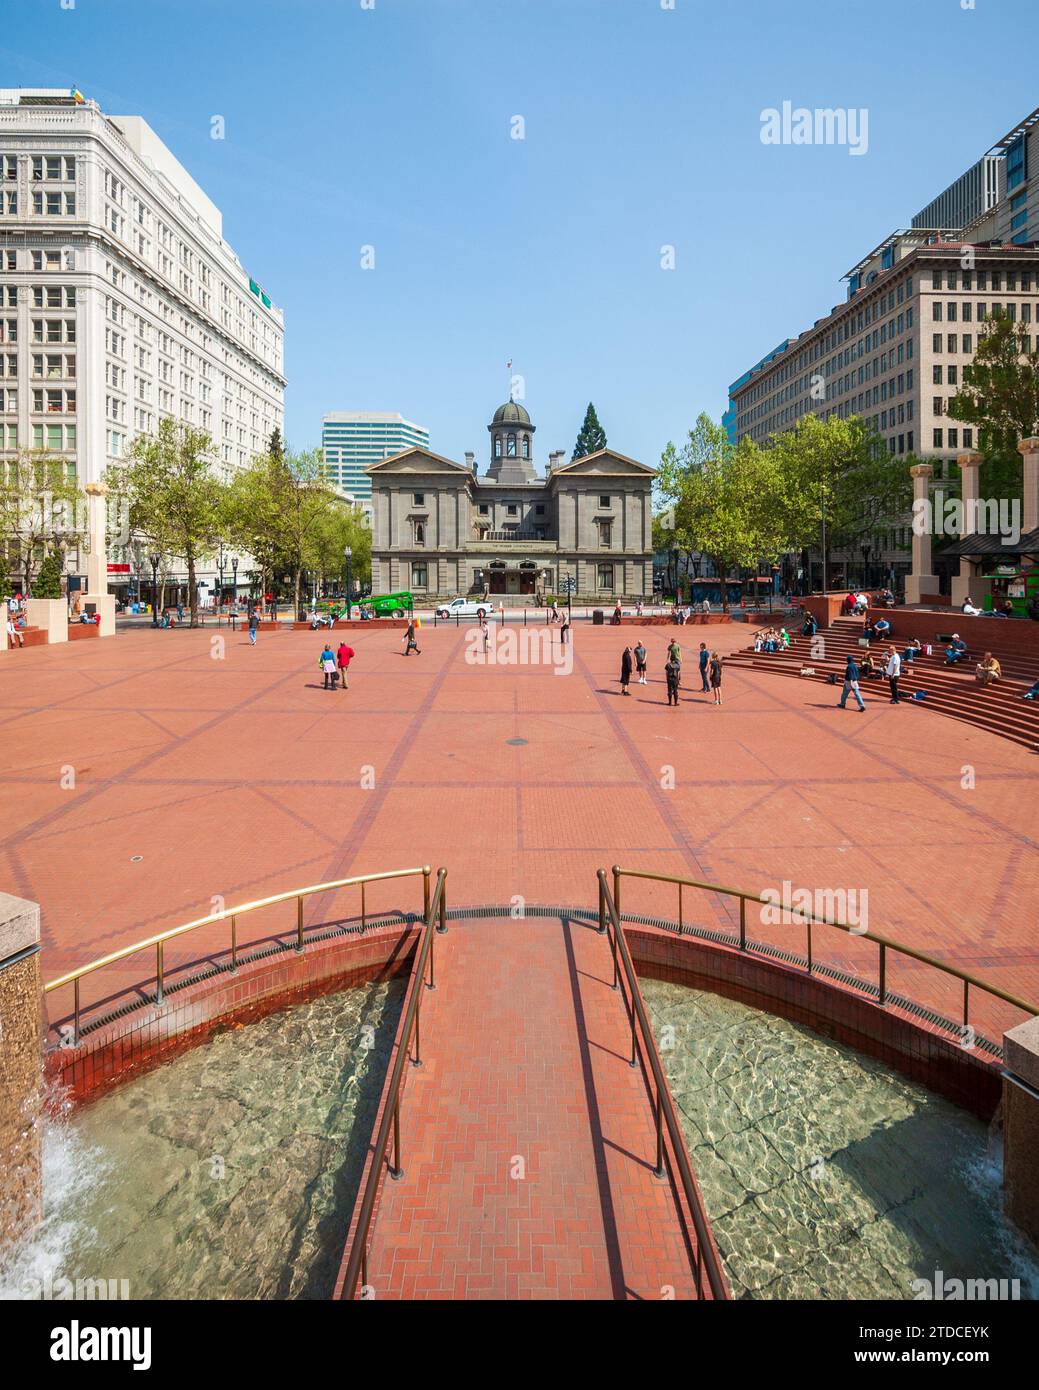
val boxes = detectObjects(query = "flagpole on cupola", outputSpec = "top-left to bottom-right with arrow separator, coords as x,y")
506,358 -> 513,402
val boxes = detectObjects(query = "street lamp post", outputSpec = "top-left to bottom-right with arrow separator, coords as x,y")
149,554 -> 159,626
231,556 -> 238,610
217,545 -> 225,613
861,543 -> 872,589
343,545 -> 352,619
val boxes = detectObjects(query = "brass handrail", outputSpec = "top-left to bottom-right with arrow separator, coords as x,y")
45,865 -> 433,1045
609,866 -> 1038,1034
596,870 -> 729,1300
341,866 -> 448,1300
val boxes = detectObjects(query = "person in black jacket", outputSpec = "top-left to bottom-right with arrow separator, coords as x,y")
665,654 -> 681,706
620,646 -> 633,695
839,653 -> 866,711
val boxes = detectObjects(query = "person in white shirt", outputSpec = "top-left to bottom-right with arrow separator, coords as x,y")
885,646 -> 902,703
962,597 -> 982,616
7,618 -> 24,648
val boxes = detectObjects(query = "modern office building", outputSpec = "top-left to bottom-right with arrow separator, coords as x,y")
368,396 -> 655,602
728,101 -> 1039,593
730,232 -> 1039,590
0,88 -> 285,592
321,412 -> 428,501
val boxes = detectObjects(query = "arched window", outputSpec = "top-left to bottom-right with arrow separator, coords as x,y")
415,522 -> 425,546
522,435 -> 530,459
507,433 -> 516,457
494,435 -> 502,458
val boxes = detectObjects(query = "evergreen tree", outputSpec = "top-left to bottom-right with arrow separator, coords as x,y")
572,403 -> 607,459
268,427 -> 284,460
33,552 -> 64,599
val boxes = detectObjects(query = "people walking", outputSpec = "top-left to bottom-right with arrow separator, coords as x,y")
839,652 -> 866,712
634,640 -> 648,685
248,608 -> 259,646
319,644 -> 338,690
402,618 -> 421,656
620,645 -> 633,695
336,640 -> 355,690
885,646 -> 901,703
665,653 -> 681,706
698,641 -> 710,693
709,651 -> 723,705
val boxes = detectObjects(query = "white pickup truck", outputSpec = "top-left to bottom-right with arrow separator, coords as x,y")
436,597 -> 491,620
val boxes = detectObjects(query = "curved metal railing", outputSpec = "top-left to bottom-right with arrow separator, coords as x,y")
45,865 -> 434,1045
608,866 -> 1038,1049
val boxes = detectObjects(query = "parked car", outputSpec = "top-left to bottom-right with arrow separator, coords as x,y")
436,597 -> 490,620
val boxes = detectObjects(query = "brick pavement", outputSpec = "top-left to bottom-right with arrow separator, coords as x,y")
360,911 -> 710,1300
1,619 -> 1037,1030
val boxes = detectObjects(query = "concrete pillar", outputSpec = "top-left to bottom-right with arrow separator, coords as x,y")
950,451 -> 989,607
905,463 -> 939,604
1002,1015 -> 1039,1248
0,893 -> 43,1252
81,481 -> 116,637
1017,436 -> 1039,535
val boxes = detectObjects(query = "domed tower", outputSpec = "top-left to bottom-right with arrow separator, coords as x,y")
487,398 -> 537,483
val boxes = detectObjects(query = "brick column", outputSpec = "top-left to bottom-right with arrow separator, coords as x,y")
1002,1015 -> 1039,1248
950,451 -> 988,607
905,462 -> 939,604
1017,436 -> 1039,535
0,893 -> 43,1252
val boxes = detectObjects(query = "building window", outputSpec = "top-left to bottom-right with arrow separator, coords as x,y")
522,436 -> 530,459
507,503 -> 517,516
411,562 -> 428,588
597,563 -> 614,592
478,503 -> 489,515
598,495 -> 611,509
507,433 -> 516,457
598,521 -> 612,548
413,492 -> 425,506
933,429 -> 943,448
494,436 -> 502,458
414,522 -> 425,546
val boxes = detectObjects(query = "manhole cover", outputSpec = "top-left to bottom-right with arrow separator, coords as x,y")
506,737 -> 528,746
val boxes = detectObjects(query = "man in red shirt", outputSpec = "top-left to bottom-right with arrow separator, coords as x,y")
336,641 -> 355,691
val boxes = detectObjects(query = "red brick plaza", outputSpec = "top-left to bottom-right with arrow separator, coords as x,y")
4,618 -> 1036,1005
5,618 -> 1039,1298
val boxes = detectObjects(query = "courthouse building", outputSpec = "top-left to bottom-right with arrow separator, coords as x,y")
368,397 -> 655,602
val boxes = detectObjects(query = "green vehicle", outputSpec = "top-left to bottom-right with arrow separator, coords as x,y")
370,590 -> 414,618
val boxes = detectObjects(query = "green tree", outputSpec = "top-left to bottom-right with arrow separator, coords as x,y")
33,552 -> 64,599
948,307 -> 1035,500
767,414 -> 913,586
0,451 -> 83,594
572,402 -> 607,459
117,419 -> 225,628
658,414 -> 790,611
268,427 -> 284,461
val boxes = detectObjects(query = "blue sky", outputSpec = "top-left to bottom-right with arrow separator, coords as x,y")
5,0 -> 1039,468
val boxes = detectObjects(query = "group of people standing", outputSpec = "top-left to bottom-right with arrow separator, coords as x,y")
620,639 -> 723,706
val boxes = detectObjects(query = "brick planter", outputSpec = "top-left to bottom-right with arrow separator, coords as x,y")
67,623 -> 100,641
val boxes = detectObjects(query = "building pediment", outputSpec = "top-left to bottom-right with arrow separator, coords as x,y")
366,447 -> 472,477
550,449 -> 655,479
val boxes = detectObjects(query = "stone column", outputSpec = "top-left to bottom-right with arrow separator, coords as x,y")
905,463 -> 939,604
1017,436 -> 1039,535
82,481 -> 116,637
0,893 -> 43,1252
950,451 -> 989,607
1003,1015 -> 1039,1248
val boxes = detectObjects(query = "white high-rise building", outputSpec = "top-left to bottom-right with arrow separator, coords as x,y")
0,88 -> 285,593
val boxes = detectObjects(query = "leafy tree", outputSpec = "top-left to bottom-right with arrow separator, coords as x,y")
117,419 -> 225,628
658,414 -> 790,611
33,552 -> 64,599
947,307 -> 1035,500
0,451 -> 83,594
311,502 -> 372,598
767,414 -> 913,586
572,402 -> 607,459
